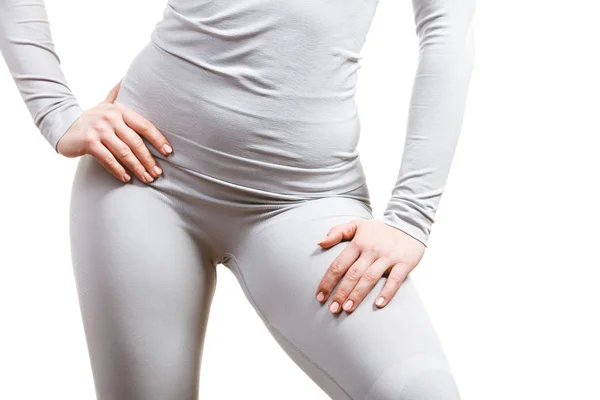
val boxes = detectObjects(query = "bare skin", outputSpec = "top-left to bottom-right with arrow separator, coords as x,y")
315,218 -> 426,314
56,79 -> 172,183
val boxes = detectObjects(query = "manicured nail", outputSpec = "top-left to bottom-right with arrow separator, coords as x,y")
163,144 -> 172,154
123,173 -> 131,182
343,299 -> 353,311
153,165 -> 162,175
329,301 -> 339,313
376,297 -> 385,306
144,171 -> 154,182
316,292 -> 325,302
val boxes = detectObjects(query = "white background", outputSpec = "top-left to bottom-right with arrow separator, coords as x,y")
1,0 -> 599,399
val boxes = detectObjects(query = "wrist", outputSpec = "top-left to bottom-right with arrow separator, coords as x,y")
381,213 -> 429,248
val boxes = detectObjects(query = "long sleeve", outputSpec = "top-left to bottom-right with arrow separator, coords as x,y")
381,0 -> 475,247
0,0 -> 84,153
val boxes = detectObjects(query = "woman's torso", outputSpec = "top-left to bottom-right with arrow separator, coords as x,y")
115,0 -> 380,197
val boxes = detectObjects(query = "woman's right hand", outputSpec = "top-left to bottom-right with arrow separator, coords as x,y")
56,79 -> 173,183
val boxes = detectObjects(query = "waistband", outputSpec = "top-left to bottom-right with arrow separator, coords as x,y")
147,127 -> 370,200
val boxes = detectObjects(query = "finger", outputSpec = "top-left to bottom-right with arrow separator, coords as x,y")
317,220 -> 361,248
118,104 -> 173,156
87,141 -> 131,183
112,115 -> 163,179
103,79 -> 123,104
315,241 -> 360,308
329,252 -> 376,314
375,263 -> 411,308
342,257 -> 391,313
99,122 -> 154,183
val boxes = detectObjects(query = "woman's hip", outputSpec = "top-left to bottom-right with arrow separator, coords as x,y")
113,40 -> 368,198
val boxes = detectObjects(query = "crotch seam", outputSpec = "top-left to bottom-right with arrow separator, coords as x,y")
145,173 -> 224,264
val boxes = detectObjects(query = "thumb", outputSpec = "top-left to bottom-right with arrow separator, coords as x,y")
317,220 -> 360,247
103,78 -> 123,104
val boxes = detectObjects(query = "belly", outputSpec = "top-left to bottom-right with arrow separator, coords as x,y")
119,41 -> 363,165
113,0 -> 379,195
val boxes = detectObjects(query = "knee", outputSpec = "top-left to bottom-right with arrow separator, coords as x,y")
396,369 -> 461,400
365,357 -> 461,400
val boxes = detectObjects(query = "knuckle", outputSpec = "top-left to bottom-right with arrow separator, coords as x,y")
82,130 -> 97,146
352,239 -> 367,249
103,153 -> 115,166
388,271 -> 406,285
368,243 -> 382,255
350,289 -> 362,300
363,270 -> 379,282
334,288 -> 348,299
145,155 -> 157,166
141,119 -> 154,133
345,267 -> 361,281
102,109 -> 120,123
118,146 -> 131,158
378,255 -> 393,266
129,135 -> 145,149
329,260 -> 344,276
92,120 -> 105,133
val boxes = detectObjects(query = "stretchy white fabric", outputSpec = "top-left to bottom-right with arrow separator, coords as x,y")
0,0 -> 474,246
1,1 -> 475,399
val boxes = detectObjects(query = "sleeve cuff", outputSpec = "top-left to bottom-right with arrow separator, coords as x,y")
39,102 -> 85,153
381,211 -> 430,248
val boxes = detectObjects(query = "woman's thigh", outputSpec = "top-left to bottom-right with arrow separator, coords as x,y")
225,196 -> 460,400
69,155 -> 218,400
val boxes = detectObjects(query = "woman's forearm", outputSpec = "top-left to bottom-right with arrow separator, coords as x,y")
381,0 -> 476,246
0,0 -> 84,153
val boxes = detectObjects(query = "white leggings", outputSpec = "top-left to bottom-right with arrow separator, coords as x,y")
69,151 -> 460,400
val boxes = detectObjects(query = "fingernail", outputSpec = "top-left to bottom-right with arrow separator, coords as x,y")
163,144 -> 172,154
153,165 -> 162,175
376,297 -> 385,306
144,171 -> 154,182
123,173 -> 131,182
343,299 -> 353,311
329,301 -> 339,313
316,292 -> 325,302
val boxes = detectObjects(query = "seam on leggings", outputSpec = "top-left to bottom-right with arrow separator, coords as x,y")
145,174 -> 224,260
364,353 -> 452,400
224,252 -> 354,400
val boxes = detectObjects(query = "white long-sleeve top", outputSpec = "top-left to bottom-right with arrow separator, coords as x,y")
0,0 -> 475,246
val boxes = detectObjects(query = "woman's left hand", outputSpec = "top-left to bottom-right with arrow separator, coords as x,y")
315,218 -> 426,313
